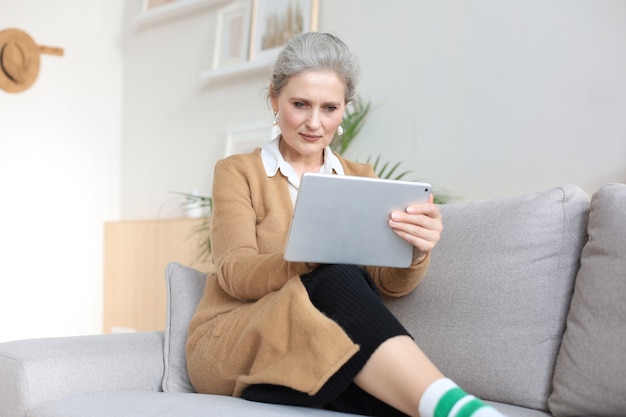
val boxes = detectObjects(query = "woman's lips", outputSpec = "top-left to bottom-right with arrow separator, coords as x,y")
300,133 -> 321,142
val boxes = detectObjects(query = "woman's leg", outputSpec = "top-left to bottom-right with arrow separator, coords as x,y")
354,335 -> 442,417
303,264 -> 505,417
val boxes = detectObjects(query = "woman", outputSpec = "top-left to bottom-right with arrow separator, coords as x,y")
186,32 -> 505,417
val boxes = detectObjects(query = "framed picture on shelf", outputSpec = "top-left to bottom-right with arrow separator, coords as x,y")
249,0 -> 319,62
213,1 -> 253,70
225,125 -> 275,157
141,0 -> 181,12
137,0 -> 215,24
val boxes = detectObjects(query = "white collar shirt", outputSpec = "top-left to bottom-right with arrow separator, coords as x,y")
261,137 -> 345,205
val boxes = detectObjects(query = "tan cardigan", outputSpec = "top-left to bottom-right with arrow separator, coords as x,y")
186,148 -> 430,397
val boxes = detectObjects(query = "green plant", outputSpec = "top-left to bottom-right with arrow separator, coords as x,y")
169,191 -> 213,261
169,191 -> 213,215
333,97 -> 451,203
365,155 -> 452,204
331,96 -> 373,155
331,96 -> 414,182
367,155 -> 414,181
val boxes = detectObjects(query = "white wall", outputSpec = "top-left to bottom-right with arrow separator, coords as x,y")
0,0 -> 123,342
122,0 -> 625,220
346,0 -> 626,200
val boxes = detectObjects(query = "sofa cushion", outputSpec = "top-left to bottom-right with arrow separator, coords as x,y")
27,391 -> 361,417
162,262 -> 207,393
26,392 -> 550,417
385,185 -> 590,411
548,183 -> 626,416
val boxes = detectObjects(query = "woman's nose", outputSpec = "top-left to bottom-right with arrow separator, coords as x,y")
306,110 -> 321,129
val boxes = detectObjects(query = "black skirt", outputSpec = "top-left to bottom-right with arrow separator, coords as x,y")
242,264 -> 411,417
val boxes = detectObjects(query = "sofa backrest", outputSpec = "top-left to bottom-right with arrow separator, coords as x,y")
548,183 -> 626,416
386,185 -> 590,411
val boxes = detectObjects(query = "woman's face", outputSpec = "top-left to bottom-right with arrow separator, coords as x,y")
271,70 -> 346,161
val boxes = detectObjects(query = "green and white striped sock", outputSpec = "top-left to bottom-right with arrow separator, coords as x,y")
418,378 -> 505,417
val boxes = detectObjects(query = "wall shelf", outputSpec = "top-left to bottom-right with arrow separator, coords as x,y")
200,52 -> 278,85
135,0 -> 229,26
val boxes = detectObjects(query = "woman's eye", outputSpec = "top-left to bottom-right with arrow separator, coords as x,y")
293,102 -> 305,108
325,106 -> 338,112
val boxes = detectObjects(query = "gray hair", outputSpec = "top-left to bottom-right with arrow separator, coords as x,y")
269,32 -> 360,104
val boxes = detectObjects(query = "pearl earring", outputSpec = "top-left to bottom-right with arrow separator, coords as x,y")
337,124 -> 344,136
271,112 -> 281,138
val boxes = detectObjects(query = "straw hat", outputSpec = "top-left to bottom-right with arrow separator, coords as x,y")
0,28 -> 41,93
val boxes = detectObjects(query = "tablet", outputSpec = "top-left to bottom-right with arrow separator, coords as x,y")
284,173 -> 432,268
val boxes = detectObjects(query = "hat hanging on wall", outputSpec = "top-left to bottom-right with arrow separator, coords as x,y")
0,28 -> 63,94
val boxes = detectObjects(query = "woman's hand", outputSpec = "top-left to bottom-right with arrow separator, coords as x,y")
388,194 -> 443,265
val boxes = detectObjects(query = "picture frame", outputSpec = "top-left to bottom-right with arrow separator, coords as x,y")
249,0 -> 319,63
137,0 -> 218,25
141,0 -> 181,12
213,1 -> 253,70
225,125 -> 275,157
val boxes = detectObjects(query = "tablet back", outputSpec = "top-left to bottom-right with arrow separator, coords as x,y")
284,173 -> 431,268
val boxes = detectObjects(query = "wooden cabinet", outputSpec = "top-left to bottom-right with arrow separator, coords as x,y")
103,218 -> 213,333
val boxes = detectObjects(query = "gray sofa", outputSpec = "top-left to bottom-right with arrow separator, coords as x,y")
1,183 -> 625,417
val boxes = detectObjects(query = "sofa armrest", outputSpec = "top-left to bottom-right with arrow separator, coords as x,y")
0,331 -> 164,417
